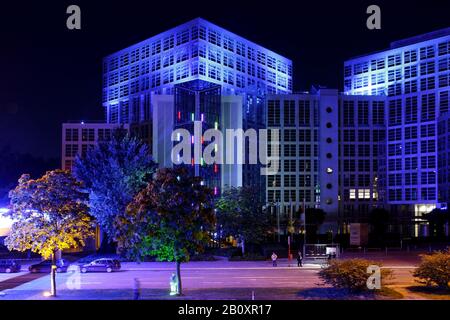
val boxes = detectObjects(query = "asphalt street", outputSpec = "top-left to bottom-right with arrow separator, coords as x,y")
0,256 -> 421,300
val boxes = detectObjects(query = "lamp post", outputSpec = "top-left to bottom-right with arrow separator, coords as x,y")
272,179 -> 281,243
277,201 -> 281,243
302,161 -> 308,259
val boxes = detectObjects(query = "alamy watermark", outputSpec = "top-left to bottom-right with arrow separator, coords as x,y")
366,5 -> 381,30
171,121 -> 280,175
366,265 -> 382,290
66,5 -> 81,30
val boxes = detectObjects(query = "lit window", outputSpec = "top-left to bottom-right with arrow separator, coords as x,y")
349,189 -> 356,199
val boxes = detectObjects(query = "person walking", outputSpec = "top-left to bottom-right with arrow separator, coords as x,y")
297,252 -> 303,267
271,252 -> 278,267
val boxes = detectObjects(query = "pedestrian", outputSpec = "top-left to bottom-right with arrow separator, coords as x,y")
297,252 -> 303,267
271,252 -> 278,267
133,278 -> 141,300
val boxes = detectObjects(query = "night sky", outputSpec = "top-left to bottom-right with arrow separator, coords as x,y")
0,0 -> 449,160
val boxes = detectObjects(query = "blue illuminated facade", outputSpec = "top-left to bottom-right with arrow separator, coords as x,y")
344,28 -> 450,235
102,17 -> 292,127
101,18 -> 293,196
62,18 -> 450,237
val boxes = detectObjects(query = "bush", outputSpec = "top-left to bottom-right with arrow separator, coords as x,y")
318,259 -> 393,292
413,250 -> 450,289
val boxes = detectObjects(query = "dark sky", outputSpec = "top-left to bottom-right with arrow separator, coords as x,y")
0,0 -> 449,160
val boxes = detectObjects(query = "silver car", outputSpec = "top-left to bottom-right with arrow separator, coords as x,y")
80,258 -> 121,273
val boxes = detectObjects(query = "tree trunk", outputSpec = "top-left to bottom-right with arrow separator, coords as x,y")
50,251 -> 57,296
176,260 -> 182,296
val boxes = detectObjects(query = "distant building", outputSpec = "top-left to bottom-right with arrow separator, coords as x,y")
61,122 -> 129,170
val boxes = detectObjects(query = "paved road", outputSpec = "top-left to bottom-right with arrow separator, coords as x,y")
0,257 -> 422,300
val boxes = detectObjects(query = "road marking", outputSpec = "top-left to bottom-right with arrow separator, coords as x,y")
125,267 -> 321,271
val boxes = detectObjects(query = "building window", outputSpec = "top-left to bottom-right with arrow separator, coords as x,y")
343,100 -> 355,126
298,100 -> 310,126
65,128 -> 78,142
268,100 -> 280,126
283,100 -> 295,126
357,101 -> 369,125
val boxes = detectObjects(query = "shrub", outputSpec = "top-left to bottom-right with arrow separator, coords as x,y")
318,258 -> 393,292
413,250 -> 450,289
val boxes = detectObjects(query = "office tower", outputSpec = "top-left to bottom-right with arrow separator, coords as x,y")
101,18 -> 293,194
438,112 -> 450,208
266,89 -> 385,233
344,28 -> 450,235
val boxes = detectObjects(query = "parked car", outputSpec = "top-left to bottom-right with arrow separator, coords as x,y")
29,259 -> 69,273
80,258 -> 121,273
0,260 -> 21,273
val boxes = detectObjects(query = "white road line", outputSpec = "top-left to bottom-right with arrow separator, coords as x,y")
125,267 -> 321,271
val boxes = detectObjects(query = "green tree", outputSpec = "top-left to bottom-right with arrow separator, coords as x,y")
216,186 -> 272,254
423,209 -> 449,238
5,170 -> 94,296
116,166 -> 215,295
73,130 -> 156,250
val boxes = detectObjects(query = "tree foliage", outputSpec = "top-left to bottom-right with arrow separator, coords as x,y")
0,146 -> 58,206
413,250 -> 450,289
216,186 -> 272,249
116,166 -> 215,295
5,170 -> 94,258
72,130 -> 156,243
116,166 -> 215,261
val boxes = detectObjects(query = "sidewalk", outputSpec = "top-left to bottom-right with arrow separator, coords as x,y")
119,259 -> 324,271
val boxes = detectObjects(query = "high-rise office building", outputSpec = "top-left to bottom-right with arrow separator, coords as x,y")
101,17 -> 293,194
344,28 -> 450,235
61,19 -> 450,237
438,111 -> 450,207
266,89 -> 385,233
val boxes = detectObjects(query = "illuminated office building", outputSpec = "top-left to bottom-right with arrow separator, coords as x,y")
266,89 -> 385,233
344,28 -> 450,235
101,17 -> 293,194
61,19 -> 450,236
